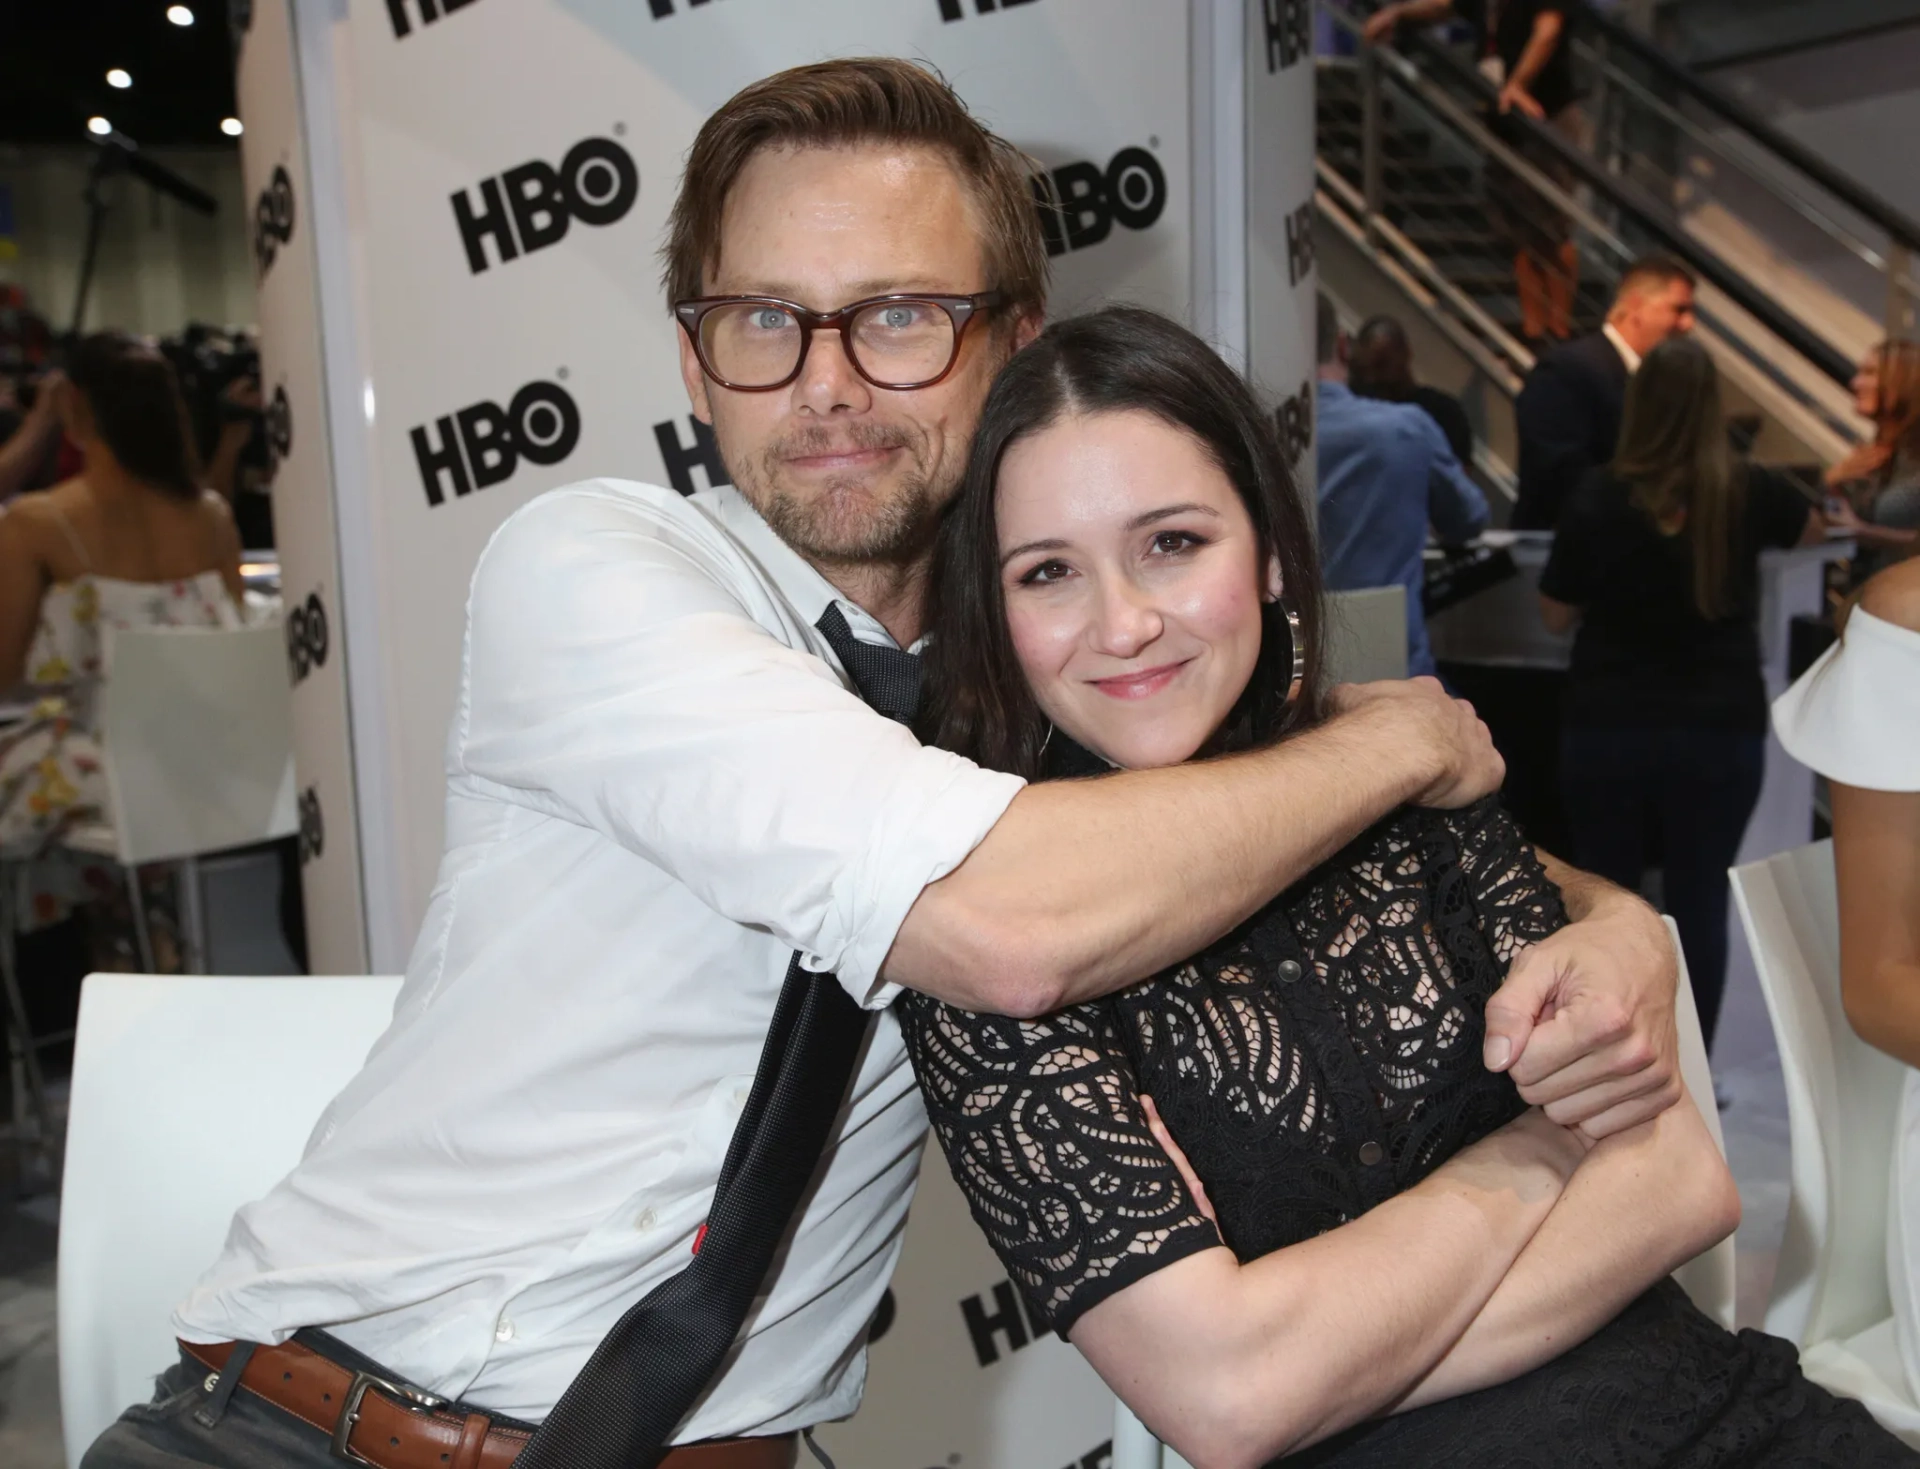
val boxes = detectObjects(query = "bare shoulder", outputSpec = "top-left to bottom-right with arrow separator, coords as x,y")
1861,559 -> 1920,635
0,478 -> 84,551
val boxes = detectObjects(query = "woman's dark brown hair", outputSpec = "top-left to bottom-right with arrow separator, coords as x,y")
918,305 -> 1327,779
65,331 -> 202,501
1612,335 -> 1743,620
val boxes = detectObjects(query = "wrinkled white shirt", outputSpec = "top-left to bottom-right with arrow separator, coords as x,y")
175,479 -> 1025,1435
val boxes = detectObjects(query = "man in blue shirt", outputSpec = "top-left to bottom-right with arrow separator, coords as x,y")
1314,293 -> 1489,676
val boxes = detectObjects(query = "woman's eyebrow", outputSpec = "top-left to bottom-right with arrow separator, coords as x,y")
1000,537 -> 1069,567
1127,502 -> 1223,530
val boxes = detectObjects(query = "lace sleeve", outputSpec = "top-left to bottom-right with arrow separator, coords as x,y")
1442,796 -> 1570,964
894,990 -> 1222,1336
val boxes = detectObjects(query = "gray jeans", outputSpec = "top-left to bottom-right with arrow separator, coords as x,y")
81,1350 -> 368,1469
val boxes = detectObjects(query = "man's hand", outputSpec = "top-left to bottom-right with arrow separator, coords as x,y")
1482,859 -> 1681,1140
1328,677 -> 1505,810
1498,80 -> 1547,119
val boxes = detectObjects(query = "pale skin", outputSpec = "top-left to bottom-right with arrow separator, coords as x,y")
0,374 -> 244,688
678,141 -> 1680,1123
987,408 -> 1736,1467
1831,561 -> 1920,1066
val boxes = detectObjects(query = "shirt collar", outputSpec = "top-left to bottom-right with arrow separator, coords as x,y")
1602,323 -> 1642,374
701,482 -> 912,651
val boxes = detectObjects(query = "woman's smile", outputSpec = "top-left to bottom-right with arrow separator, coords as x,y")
1088,659 -> 1194,700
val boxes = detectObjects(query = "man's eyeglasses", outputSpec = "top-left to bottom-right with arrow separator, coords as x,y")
673,292 -> 1002,392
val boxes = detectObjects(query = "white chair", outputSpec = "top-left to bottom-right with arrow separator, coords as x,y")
1324,586 -> 1409,684
58,971 -> 402,1467
0,624 -> 300,1186
1732,840 -> 1920,1443
1113,921 -> 1733,1469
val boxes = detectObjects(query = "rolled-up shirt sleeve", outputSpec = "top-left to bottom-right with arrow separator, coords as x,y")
452,485 -> 1025,1007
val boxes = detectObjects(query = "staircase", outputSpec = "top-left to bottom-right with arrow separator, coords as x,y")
1315,64 -> 1611,350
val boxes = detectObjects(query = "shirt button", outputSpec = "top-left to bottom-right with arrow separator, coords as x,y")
1277,960 -> 1302,984
1358,1141 -> 1385,1167
635,1208 -> 657,1232
494,1317 -> 515,1343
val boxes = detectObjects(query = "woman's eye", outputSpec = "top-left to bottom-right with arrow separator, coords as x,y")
1150,530 -> 1204,555
1019,560 -> 1072,586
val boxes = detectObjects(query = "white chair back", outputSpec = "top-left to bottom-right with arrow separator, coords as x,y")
1733,839 -> 1907,1348
1112,921 -> 1734,1469
58,972 -> 402,1467
98,623 -> 297,866
1324,586 -> 1409,684
1667,916 -> 1736,1329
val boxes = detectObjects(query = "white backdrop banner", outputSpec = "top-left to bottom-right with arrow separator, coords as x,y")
1245,0 -> 1320,495
233,0 -> 369,975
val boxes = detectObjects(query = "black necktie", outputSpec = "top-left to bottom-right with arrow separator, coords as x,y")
514,607 -> 920,1469
815,602 -> 923,725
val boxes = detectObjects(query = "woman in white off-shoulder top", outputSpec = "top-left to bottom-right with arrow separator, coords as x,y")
1774,557 -> 1920,1401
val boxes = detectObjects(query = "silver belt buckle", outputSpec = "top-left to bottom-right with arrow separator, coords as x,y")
329,1370 -> 448,1464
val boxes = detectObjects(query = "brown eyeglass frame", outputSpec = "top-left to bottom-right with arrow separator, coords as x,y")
673,291 -> 1003,391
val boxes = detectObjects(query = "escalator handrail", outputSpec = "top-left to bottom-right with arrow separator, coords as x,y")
1581,3 -> 1920,257
1383,20 -> 1858,388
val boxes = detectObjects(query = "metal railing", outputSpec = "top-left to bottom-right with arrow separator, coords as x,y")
1580,3 -> 1920,344
1314,0 -> 1876,448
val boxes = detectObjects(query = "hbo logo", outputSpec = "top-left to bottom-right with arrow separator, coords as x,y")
286,591 -> 329,686
410,380 -> 581,507
1032,146 -> 1167,257
452,136 -> 638,274
254,164 -> 296,275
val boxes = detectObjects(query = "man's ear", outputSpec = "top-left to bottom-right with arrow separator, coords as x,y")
676,325 -> 714,425
1012,310 -> 1044,353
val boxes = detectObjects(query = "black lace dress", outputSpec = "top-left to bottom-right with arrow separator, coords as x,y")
896,743 -> 1915,1468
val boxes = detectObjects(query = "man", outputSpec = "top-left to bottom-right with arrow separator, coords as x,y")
84,60 -> 1682,1469
1317,294 -> 1489,678
1349,313 -> 1473,464
1512,254 -> 1697,528
1366,0 -> 1583,345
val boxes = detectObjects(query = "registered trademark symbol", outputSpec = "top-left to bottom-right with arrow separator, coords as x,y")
613,121 -> 627,136
556,366 -> 569,379
1149,135 -> 1160,149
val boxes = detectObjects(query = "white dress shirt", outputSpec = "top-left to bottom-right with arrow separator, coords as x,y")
174,479 -> 1025,1436
1601,322 -> 1642,375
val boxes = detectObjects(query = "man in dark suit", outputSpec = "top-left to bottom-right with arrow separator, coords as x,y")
1513,255 -> 1697,529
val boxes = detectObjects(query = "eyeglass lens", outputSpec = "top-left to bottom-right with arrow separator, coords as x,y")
697,300 -> 959,387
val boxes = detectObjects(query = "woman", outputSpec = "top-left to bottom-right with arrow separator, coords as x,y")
897,306 -> 1909,1467
1774,556 -> 1920,1405
1538,336 -> 1824,1049
0,331 -> 243,927
1826,338 -> 1920,578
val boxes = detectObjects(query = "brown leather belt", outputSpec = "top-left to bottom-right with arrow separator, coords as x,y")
179,1338 -> 799,1469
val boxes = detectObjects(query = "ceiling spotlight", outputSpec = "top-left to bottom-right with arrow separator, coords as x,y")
166,5 -> 194,25
220,117 -> 244,137
107,68 -> 133,89
87,116 -> 113,137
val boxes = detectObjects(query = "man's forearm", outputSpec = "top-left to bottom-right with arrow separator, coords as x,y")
1537,847 -> 1626,922
891,698 -> 1465,1014
1395,1088 -> 1739,1408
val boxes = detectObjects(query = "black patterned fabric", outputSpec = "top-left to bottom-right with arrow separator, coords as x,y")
896,741 -> 1919,1467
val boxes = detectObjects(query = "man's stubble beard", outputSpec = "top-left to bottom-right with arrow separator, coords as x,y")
725,420 -> 954,570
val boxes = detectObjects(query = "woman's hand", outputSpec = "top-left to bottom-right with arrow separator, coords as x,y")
1142,1094 -> 1218,1226
1825,442 -> 1889,489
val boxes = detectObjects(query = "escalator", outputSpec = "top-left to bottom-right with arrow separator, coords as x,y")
1308,0 -> 1920,853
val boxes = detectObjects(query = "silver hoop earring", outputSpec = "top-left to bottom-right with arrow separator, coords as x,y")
1281,598 -> 1305,706
1039,721 -> 1056,757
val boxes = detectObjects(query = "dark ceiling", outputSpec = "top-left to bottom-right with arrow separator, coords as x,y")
0,1 -> 238,147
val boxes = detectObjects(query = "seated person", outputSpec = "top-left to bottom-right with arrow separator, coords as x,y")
0,332 -> 243,920
899,305 -> 1916,1467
